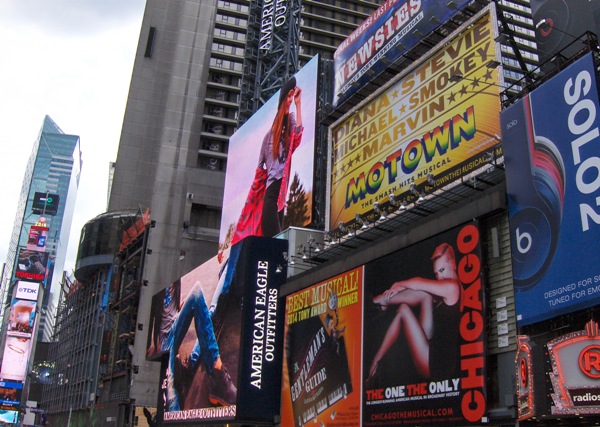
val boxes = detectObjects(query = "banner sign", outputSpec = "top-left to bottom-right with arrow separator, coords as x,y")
330,12 -> 500,229
281,268 -> 363,426
15,281 -> 40,302
501,52 -> 600,325
7,299 -> 37,338
363,223 -> 486,426
516,336 -> 535,420
518,320 -> 600,418
548,320 -> 600,415
0,381 -> 22,411
26,225 -> 48,251
0,335 -> 33,382
31,192 -> 59,215
15,249 -> 49,283
150,237 -> 287,424
333,0 -> 471,106
219,55 -> 318,249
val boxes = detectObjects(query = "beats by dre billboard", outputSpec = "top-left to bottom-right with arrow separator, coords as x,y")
502,53 -> 600,325
532,0 -> 600,68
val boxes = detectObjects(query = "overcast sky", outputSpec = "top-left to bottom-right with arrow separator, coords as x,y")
0,1 -> 146,272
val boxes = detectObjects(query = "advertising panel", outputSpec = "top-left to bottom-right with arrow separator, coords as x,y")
15,249 -> 49,283
0,381 -> 22,411
148,237 -> 287,424
281,268 -> 363,426
516,320 -> 600,419
333,0 -> 472,106
219,55 -> 318,249
501,52 -> 600,325
15,282 -> 39,302
0,336 -> 33,382
7,299 -> 37,338
330,12 -> 501,229
0,410 -> 18,423
31,192 -> 59,215
363,223 -> 485,425
532,0 -> 600,68
26,225 -> 48,251
516,336 -> 535,420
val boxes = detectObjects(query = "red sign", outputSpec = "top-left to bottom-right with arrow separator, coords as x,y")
548,320 -> 600,414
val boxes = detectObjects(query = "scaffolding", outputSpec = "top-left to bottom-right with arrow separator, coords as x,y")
40,210 -> 150,426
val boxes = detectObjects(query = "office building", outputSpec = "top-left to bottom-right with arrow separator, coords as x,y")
0,115 -> 81,342
107,0 -> 383,415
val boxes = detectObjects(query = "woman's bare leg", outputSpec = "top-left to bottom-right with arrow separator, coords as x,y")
368,290 -> 433,380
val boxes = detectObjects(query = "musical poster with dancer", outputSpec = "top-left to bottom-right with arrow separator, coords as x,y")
363,223 -> 486,426
281,268 -> 363,426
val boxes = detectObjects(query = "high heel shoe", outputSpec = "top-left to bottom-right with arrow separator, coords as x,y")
367,293 -> 388,312
365,360 -> 380,389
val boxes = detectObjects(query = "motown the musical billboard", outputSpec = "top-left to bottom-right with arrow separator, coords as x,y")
281,268 -> 363,426
219,55 -> 318,250
333,0 -> 472,106
501,52 -> 600,325
330,10 -> 501,229
363,223 -> 486,426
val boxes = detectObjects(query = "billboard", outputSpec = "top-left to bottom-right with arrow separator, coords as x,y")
0,381 -> 22,411
15,249 -> 49,283
147,237 -> 287,424
333,0 -> 472,106
15,282 -> 39,302
330,11 -> 501,229
532,0 -> 600,68
501,52 -> 600,325
363,223 -> 485,425
516,320 -> 600,419
31,192 -> 59,215
7,299 -> 37,338
26,225 -> 48,251
219,55 -> 318,249
0,335 -> 33,382
281,268 -> 363,426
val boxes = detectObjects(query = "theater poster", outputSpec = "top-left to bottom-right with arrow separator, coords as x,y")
363,223 -> 486,426
281,268 -> 363,426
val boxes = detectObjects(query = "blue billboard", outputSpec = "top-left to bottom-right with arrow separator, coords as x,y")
501,53 -> 600,325
333,0 -> 471,106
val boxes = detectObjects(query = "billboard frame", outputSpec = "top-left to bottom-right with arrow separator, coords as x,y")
326,4 -> 502,233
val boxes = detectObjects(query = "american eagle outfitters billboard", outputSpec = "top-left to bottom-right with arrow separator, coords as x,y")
148,237 -> 287,424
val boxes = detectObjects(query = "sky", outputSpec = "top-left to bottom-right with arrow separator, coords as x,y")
0,1 -> 146,273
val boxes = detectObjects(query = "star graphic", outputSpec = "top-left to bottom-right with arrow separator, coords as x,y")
354,153 -> 361,163
392,89 -> 399,98
483,69 -> 493,81
400,104 -> 406,114
348,158 -> 354,167
469,77 -> 481,88
448,91 -> 457,103
459,84 -> 468,96
340,164 -> 346,173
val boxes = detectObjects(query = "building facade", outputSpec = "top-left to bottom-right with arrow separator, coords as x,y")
107,0 -> 384,412
0,115 -> 81,342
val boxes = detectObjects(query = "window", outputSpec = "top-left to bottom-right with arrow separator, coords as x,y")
190,204 -> 222,229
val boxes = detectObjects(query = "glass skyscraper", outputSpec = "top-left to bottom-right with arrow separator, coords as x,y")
0,115 -> 81,342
